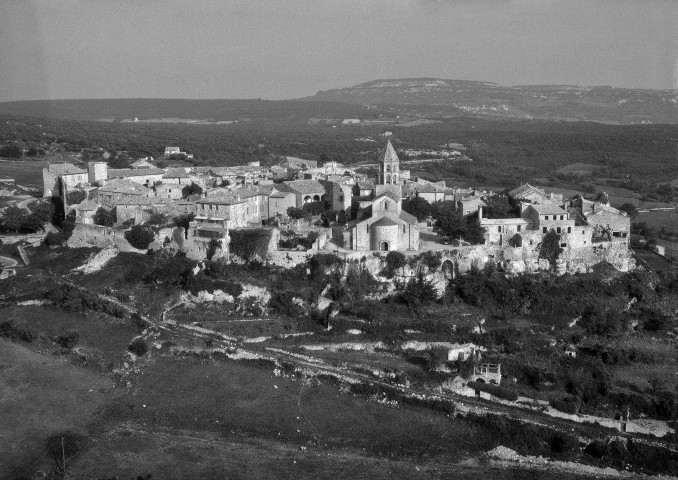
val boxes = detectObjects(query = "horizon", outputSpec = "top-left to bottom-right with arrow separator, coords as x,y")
1,1 -> 677,103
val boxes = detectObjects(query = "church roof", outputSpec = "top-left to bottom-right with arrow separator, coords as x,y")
378,140 -> 399,164
374,191 -> 400,203
371,216 -> 402,227
398,210 -> 418,224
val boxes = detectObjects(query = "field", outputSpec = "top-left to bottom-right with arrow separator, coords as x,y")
0,339 -> 116,478
635,210 -> 678,230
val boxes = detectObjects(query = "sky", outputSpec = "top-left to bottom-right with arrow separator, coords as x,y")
0,0 -> 677,102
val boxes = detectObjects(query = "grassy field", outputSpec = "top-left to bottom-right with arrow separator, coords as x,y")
0,339 -> 116,479
635,210 -> 678,231
3,305 -> 139,369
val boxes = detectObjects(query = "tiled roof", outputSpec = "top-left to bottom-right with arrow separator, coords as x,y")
130,159 -> 155,168
509,183 -> 545,198
197,193 -> 245,206
398,210 -> 418,224
48,163 -> 86,175
371,216 -> 402,227
374,191 -> 400,203
530,204 -> 567,215
108,168 -> 165,178
284,179 -> 326,195
75,198 -> 100,211
163,168 -> 190,178
98,179 -> 150,195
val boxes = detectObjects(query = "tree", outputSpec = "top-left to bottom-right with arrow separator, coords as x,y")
539,229 -> 563,268
483,195 -> 518,219
287,206 -> 305,219
31,201 -> 55,224
65,190 -> 87,205
618,203 -> 639,219
206,238 -> 221,260
181,183 -> 203,198
402,196 -> 433,222
125,225 -> 155,250
173,213 -> 195,231
108,152 -> 131,169
147,212 -> 168,226
93,207 -> 115,227
0,206 -> 29,233
0,145 -> 22,158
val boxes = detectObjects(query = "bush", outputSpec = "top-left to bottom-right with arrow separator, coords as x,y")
56,329 -> 80,349
45,231 -> 67,246
229,229 -> 271,262
287,207 -> 305,219
384,251 -> 406,277
550,396 -> 580,414
93,207 -> 116,227
0,320 -> 36,342
125,225 -> 155,250
467,381 -> 519,401
128,338 -> 148,356
66,190 -> 87,205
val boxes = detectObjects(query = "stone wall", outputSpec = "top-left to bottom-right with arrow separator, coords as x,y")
67,224 -> 148,253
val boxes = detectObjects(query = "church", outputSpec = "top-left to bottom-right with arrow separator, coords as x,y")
344,141 -> 420,251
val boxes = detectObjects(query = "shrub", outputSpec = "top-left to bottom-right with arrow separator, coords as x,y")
128,338 -> 148,356
0,320 -> 36,342
550,396 -> 580,414
125,225 -> 155,250
467,381 -> 519,401
66,190 -> 87,205
384,251 -> 406,277
229,229 -> 271,262
45,231 -> 67,246
287,206 -> 305,219
56,329 -> 80,349
93,207 -> 115,227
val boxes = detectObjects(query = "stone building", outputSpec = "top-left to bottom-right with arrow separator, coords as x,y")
345,141 -> 419,251
42,163 -> 89,198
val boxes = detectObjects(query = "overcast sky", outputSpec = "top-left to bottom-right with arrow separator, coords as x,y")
0,0 -> 676,102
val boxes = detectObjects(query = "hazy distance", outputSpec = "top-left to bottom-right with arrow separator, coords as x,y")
1,0 -> 677,103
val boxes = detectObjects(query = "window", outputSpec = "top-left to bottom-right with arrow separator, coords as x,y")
466,210 -> 470,214
567,227 -> 571,233
560,215 -> 564,220
544,215 -> 549,220
339,195 -> 344,202
542,227 -> 547,233
403,225 -> 406,233
556,227 -> 561,234
497,226 -> 501,233
517,225 -> 521,232
582,230 -> 585,234
560,242 -> 567,248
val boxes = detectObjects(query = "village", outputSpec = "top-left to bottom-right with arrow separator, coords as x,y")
31,139 -> 634,277
4,136 -> 676,479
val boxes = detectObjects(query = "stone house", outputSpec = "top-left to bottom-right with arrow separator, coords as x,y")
42,163 -> 88,198
154,183 -> 184,199
162,168 -> 192,185
107,168 -> 165,187
96,179 -> 151,205
284,179 -> 327,207
509,183 -> 563,205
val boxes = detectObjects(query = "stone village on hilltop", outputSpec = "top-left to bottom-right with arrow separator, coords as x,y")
42,139 -> 634,275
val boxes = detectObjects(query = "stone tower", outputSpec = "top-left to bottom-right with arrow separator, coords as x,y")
87,161 -> 108,184
375,140 -> 402,200
378,139 -> 400,185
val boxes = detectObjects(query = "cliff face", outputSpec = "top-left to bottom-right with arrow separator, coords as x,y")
306,78 -> 678,124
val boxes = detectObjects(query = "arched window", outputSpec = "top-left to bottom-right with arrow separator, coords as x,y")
385,164 -> 390,172
385,174 -> 391,184
383,201 -> 388,211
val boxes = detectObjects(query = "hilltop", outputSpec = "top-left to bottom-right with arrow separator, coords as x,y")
304,78 -> 678,124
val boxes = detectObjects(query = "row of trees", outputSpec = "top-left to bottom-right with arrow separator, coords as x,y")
0,201 -> 54,233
